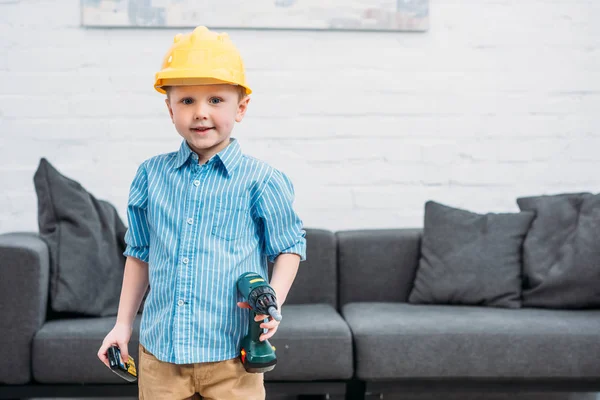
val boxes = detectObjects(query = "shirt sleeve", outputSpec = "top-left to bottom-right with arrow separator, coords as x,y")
123,163 -> 150,262
254,169 -> 306,263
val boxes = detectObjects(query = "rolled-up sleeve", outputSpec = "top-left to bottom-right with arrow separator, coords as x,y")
123,163 -> 150,262
255,169 -> 306,263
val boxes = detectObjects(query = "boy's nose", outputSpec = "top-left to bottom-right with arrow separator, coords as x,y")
194,104 -> 208,120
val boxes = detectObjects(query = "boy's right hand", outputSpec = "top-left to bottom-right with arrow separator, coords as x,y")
97,323 -> 133,368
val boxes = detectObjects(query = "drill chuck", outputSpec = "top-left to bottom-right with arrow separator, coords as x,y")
248,286 -> 281,321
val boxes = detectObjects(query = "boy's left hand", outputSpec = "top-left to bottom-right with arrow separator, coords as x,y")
237,302 -> 281,342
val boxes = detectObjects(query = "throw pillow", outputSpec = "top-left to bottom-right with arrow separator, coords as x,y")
34,158 -> 127,316
517,193 -> 600,309
409,201 -> 534,308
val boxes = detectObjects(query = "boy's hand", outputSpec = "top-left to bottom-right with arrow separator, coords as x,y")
97,322 -> 133,368
237,302 -> 281,342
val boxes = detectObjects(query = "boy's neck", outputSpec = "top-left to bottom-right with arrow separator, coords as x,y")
190,138 -> 231,165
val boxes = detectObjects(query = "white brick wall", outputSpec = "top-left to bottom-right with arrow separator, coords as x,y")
1,0 -> 599,233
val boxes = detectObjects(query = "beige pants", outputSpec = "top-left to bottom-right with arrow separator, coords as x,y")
138,345 -> 265,400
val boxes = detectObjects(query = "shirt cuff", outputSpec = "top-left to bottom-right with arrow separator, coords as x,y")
268,241 -> 307,263
124,245 -> 149,263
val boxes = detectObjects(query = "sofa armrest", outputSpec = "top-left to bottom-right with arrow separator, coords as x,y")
0,232 -> 50,384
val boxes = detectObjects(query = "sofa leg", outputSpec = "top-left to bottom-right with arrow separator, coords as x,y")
266,394 -> 297,400
266,395 -> 297,400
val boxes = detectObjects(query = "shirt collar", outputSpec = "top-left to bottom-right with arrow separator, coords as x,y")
173,138 -> 243,177
215,138 -> 243,176
174,140 -> 194,169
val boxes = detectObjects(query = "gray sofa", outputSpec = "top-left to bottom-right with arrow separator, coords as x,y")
1,228 -> 600,400
0,229 -> 352,400
337,229 -> 600,397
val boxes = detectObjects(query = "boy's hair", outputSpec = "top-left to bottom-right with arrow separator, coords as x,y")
164,85 -> 247,101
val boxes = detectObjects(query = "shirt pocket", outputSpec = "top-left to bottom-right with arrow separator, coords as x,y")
211,196 -> 254,240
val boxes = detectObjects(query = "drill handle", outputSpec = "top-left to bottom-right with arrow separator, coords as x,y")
248,306 -> 281,342
249,312 -> 267,341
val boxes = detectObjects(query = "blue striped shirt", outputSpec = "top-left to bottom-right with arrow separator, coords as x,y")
123,138 -> 306,364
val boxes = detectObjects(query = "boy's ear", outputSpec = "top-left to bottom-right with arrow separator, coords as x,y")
165,98 -> 174,123
235,96 -> 250,123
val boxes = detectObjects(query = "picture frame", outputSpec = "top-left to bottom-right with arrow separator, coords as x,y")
81,0 -> 429,32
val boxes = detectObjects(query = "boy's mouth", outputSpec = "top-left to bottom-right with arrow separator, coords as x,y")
191,126 -> 214,133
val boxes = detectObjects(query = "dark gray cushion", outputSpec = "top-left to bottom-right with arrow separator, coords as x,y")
32,306 -> 352,383
33,158 -> 127,316
517,193 -> 600,308
409,201 -> 534,308
266,304 -> 353,381
343,302 -> 600,380
269,229 -> 337,308
0,233 -> 49,384
337,229 -> 422,306
32,315 -> 141,383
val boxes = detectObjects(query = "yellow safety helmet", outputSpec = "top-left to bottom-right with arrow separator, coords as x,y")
154,26 -> 251,95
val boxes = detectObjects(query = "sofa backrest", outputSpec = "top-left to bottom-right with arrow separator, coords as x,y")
337,229 -> 422,306
269,228 -> 337,308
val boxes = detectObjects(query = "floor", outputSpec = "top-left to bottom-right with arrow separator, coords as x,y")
26,394 -> 600,400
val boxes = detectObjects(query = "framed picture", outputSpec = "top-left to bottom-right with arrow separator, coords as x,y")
81,0 -> 429,32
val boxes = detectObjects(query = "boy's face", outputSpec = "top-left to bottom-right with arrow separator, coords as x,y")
165,85 -> 249,160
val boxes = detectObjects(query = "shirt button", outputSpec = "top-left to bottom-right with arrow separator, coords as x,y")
182,257 -> 189,264
177,300 -> 184,306
193,180 -> 200,186
187,218 -> 193,225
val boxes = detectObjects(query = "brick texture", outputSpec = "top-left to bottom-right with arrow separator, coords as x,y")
1,0 -> 599,233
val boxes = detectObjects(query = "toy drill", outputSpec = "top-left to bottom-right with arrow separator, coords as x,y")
237,272 -> 282,373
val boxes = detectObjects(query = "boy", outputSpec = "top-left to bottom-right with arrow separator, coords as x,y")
97,26 -> 306,400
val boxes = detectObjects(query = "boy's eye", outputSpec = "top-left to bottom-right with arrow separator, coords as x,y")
181,98 -> 194,105
209,97 -> 223,105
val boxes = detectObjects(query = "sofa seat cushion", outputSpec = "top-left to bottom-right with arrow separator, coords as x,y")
32,305 -> 352,383
266,304 -> 353,381
32,315 -> 141,383
343,303 -> 600,381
